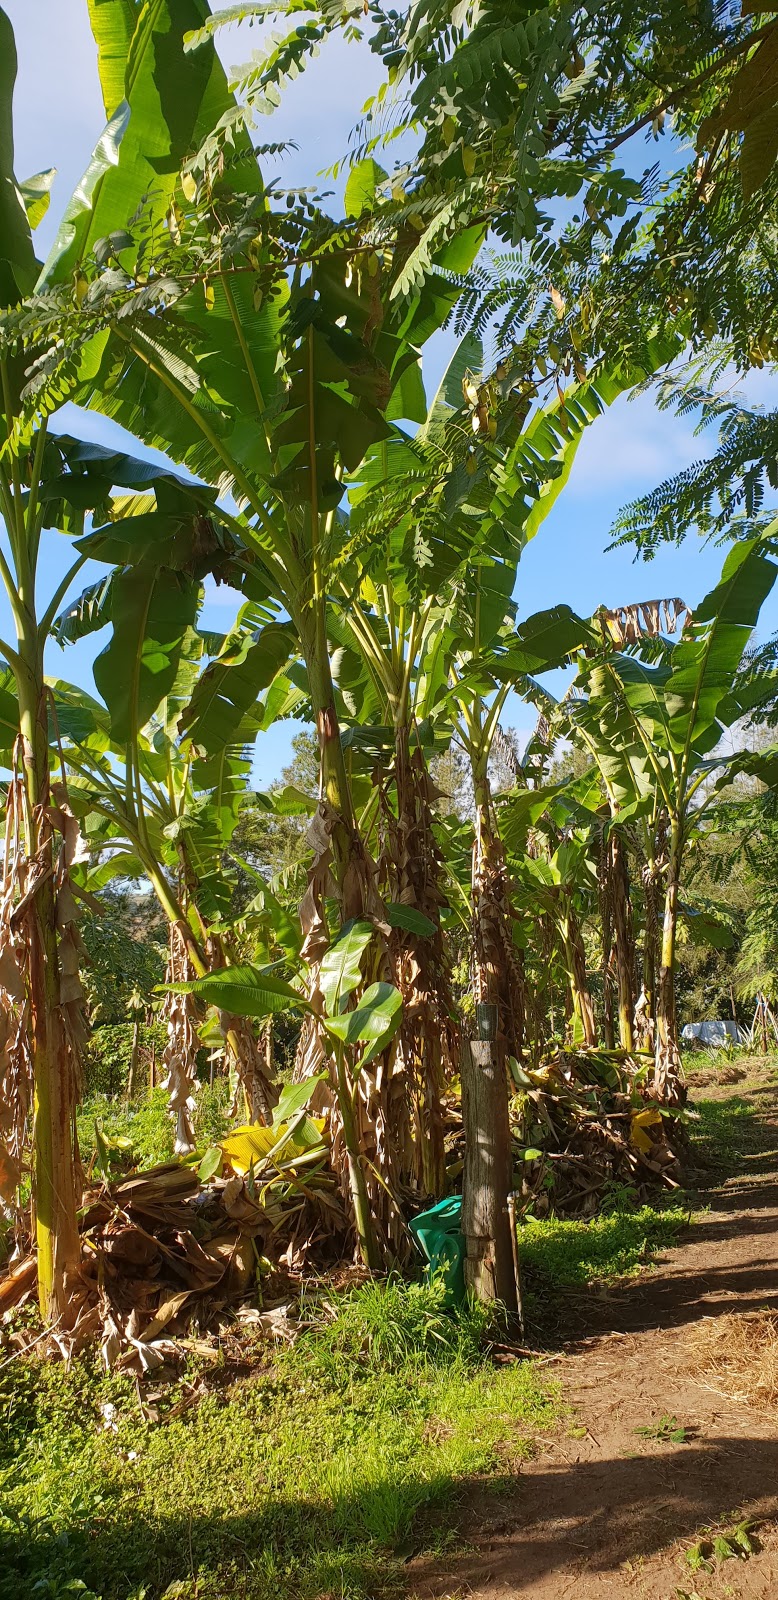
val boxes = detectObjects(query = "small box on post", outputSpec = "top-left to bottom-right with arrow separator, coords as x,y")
460,1003 -> 518,1315
476,1001 -> 498,1042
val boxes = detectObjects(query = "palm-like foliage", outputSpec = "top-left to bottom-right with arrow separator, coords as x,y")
0,38 -> 238,1312
568,537 -> 778,1096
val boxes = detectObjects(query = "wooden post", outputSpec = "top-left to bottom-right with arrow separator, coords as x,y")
461,1005 -> 518,1315
126,1016 -> 141,1101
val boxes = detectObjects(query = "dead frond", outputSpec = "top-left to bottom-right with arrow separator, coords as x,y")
597,596 -> 689,647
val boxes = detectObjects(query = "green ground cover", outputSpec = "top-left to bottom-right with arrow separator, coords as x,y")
519,1203 -> 688,1289
0,1282 -> 556,1600
1,1074 -> 762,1600
689,1089 -> 769,1176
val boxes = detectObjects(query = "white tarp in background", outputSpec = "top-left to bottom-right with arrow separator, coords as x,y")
681,1019 -> 747,1047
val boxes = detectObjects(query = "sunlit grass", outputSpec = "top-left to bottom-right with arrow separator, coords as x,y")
4,1073 -> 769,1599
77,1083 -> 232,1173
519,1203 -> 688,1289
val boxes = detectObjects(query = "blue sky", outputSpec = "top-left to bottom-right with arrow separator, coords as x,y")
6,0 -> 778,780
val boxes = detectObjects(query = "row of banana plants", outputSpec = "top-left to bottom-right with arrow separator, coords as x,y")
0,0 -> 776,1320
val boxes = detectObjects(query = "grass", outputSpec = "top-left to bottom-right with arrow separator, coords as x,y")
0,1280 -> 559,1600
688,1092 -> 764,1177
5,1066 -> 772,1600
519,1203 -> 688,1290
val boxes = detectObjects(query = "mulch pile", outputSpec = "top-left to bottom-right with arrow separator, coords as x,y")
508,1049 -> 685,1216
1,1120 -> 348,1367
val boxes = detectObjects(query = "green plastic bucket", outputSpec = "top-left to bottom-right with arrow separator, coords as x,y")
408,1195 -> 465,1306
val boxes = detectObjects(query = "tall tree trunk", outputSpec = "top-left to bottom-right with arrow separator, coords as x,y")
17,664 -> 81,1322
463,758 -> 523,1310
654,822 -> 685,1104
472,762 -> 525,1060
611,830 -> 635,1052
461,1034 -> 518,1313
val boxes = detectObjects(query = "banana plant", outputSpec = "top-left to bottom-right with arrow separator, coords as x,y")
567,536 -> 778,1099
442,361 -> 647,1052
50,625 -> 283,1126
323,582 -> 459,1200
550,599 -> 689,1052
0,0 -> 268,1320
497,768 -> 605,1050
3,2 -> 489,1263
0,6 -> 93,1321
320,336 -> 622,1168
29,2 -> 475,935
165,918 -> 404,1267
340,333 -> 646,1058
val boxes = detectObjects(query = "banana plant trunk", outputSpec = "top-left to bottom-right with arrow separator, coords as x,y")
560,902 -> 598,1048
635,865 -> 659,1050
302,610 -> 370,922
654,823 -> 685,1104
610,831 -> 635,1053
384,726 -> 454,1201
599,829 -> 615,1049
297,606 -> 380,1269
144,863 -> 276,1125
17,660 -> 81,1322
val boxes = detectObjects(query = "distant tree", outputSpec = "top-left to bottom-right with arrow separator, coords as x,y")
230,731 -> 320,901
80,887 -> 168,1027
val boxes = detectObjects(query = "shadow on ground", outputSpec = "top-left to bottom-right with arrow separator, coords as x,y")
4,1437 -> 778,1600
411,1436 -> 778,1596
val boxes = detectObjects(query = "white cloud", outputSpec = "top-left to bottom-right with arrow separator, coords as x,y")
568,366 -> 778,499
565,389 -> 700,496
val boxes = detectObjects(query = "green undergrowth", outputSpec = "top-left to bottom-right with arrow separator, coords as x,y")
8,1064 -> 771,1600
519,1202 -> 688,1291
77,1084 -> 232,1174
0,1279 -> 558,1600
689,1090 -> 767,1177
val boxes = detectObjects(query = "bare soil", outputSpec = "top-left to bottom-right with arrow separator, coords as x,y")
412,1067 -> 778,1600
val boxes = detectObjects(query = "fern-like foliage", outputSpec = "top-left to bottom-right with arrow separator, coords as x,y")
610,398 -> 778,554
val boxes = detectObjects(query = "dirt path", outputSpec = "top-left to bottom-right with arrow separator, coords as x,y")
413,1075 -> 778,1600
